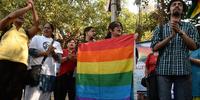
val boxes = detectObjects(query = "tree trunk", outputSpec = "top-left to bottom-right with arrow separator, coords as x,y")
111,0 -> 117,22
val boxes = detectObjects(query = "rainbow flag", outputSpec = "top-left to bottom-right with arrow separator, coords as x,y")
187,0 -> 200,18
76,34 -> 134,100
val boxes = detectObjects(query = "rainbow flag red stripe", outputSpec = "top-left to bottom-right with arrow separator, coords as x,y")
76,34 -> 134,100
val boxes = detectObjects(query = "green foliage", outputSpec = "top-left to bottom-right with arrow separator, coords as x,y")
141,31 -> 152,41
0,0 -> 158,42
0,0 -> 110,38
118,8 -> 137,34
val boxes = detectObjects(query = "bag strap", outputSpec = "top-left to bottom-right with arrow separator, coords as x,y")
41,39 -> 55,65
41,56 -> 47,65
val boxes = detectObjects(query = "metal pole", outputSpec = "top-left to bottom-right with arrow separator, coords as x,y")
138,3 -> 141,25
111,0 -> 117,22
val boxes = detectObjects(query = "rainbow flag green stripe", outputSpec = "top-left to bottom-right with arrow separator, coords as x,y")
76,71 -> 132,86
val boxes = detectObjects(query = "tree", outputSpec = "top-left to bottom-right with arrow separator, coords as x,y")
0,0 -> 110,39
0,0 -> 159,42
118,8 -> 137,34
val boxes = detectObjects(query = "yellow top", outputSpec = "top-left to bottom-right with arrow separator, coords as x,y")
0,24 -> 29,65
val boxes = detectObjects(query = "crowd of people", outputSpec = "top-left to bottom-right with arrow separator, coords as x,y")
0,0 -> 200,100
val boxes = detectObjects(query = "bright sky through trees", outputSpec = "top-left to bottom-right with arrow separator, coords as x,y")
125,0 -> 156,14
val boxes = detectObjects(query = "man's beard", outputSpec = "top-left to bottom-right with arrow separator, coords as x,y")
172,10 -> 182,17
173,12 -> 181,17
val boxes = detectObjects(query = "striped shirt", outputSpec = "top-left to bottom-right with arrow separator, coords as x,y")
151,21 -> 200,75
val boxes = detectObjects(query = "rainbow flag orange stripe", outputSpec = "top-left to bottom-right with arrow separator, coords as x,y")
78,46 -> 133,62
76,34 -> 134,100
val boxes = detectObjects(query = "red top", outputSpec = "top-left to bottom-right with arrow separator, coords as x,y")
145,53 -> 158,74
58,49 -> 77,76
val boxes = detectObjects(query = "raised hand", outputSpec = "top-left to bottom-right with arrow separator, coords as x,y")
27,0 -> 34,5
68,50 -> 77,60
171,22 -> 180,33
48,45 -> 55,53
171,18 -> 184,35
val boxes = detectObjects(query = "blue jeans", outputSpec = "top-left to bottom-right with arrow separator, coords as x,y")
157,75 -> 192,100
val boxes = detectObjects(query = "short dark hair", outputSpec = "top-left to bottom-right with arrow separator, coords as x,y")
67,38 -> 77,44
83,26 -> 94,40
108,21 -> 123,31
84,26 -> 94,35
105,21 -> 123,39
167,0 -> 187,13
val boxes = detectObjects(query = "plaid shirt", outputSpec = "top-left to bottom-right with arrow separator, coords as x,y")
151,21 -> 200,75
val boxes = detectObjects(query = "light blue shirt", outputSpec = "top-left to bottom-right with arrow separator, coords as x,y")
191,49 -> 200,96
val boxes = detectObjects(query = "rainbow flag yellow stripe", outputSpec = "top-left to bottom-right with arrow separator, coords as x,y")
77,58 -> 133,74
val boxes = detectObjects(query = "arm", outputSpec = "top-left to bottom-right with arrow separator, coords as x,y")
61,56 -> 69,63
52,53 -> 62,63
190,57 -> 200,66
153,33 -> 175,51
29,46 -> 55,58
172,22 -> 198,50
27,0 -> 40,38
61,52 -> 77,63
145,54 -> 151,76
151,26 -> 176,51
178,31 -> 197,50
0,3 -> 32,30
29,48 -> 51,58
29,48 -> 40,57
37,45 -> 55,57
